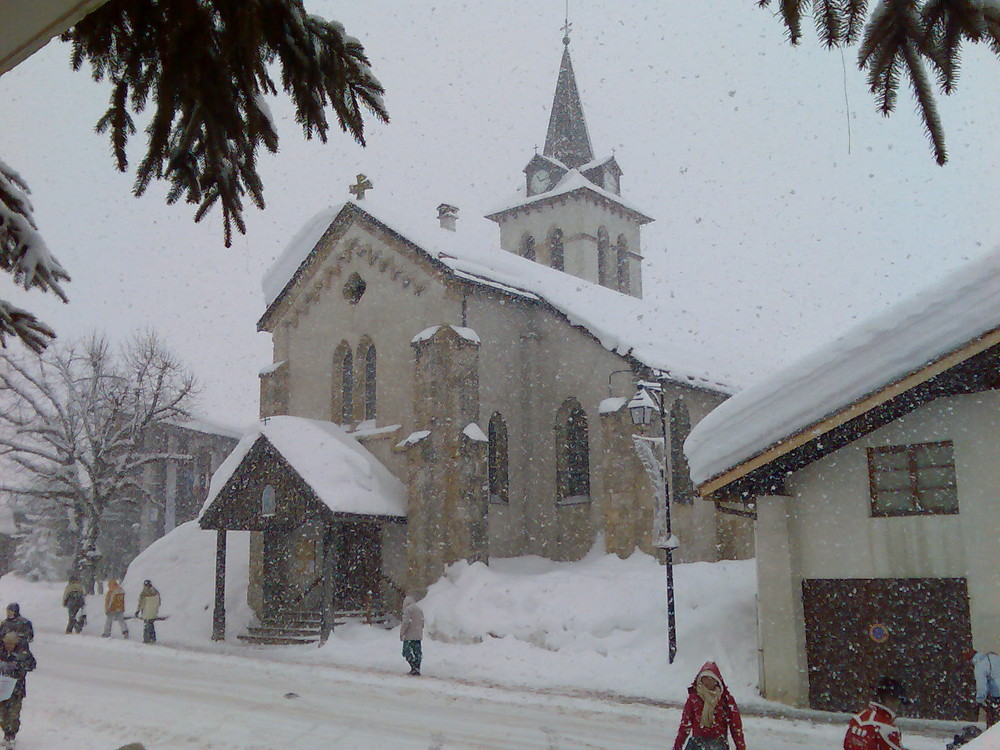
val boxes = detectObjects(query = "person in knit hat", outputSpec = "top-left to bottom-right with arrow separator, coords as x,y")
673,662 -> 746,750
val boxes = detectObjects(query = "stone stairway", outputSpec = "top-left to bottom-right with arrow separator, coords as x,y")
238,608 -> 392,645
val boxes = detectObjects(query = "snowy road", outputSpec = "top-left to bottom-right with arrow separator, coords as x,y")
21,633 -> 945,750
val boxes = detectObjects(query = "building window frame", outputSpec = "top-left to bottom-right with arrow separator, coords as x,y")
261,485 -> 276,517
867,441 -> 958,517
556,399 -> 590,505
362,341 -> 377,421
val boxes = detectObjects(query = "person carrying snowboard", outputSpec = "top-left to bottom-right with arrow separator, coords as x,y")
136,580 -> 161,644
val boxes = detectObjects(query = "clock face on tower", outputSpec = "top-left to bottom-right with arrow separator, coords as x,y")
530,169 -> 552,195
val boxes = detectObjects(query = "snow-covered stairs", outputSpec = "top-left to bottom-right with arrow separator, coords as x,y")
238,608 -> 392,645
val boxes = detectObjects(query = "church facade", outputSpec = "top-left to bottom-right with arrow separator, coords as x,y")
201,38 -> 751,629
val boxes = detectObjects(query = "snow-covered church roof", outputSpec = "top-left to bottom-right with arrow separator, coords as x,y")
686,247 -> 1000,489
200,416 -> 407,520
260,195 -> 736,394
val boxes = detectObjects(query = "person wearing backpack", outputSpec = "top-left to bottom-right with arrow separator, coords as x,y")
963,649 -> 1000,727
61,576 -> 86,634
102,580 -> 129,639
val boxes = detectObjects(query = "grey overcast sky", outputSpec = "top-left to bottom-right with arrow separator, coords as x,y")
1,1 -> 998,427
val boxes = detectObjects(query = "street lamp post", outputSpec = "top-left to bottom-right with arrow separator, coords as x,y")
628,377 -> 678,664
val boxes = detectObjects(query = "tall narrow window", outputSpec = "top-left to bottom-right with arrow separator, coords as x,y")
549,228 -> 564,271
520,234 -> 536,261
669,399 -> 695,505
556,399 -> 590,503
261,485 -> 276,517
333,342 -> 353,424
616,235 -> 630,292
488,413 -> 509,503
597,227 -> 610,286
363,342 -> 377,420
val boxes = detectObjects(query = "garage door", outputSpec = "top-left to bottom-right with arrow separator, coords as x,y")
801,577 -> 975,720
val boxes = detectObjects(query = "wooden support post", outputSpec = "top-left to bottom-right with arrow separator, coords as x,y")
319,523 -> 338,645
211,529 -> 227,641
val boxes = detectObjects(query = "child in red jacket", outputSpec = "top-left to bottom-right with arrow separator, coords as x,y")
673,662 -> 747,750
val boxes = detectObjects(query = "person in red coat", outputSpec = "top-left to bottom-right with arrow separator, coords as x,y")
843,677 -> 907,750
673,662 -> 747,750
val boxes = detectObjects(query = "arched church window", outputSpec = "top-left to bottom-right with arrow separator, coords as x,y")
670,399 -> 695,505
597,227 -> 610,286
488,413 -> 509,503
616,235 -> 630,292
332,341 -> 353,424
549,228 -> 564,272
261,485 -> 276,517
520,234 -> 536,261
360,340 -> 377,421
556,399 -> 590,503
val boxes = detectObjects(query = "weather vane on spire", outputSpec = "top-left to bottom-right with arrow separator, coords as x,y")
562,0 -> 572,45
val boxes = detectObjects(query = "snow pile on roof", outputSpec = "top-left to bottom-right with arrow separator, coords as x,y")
262,205 -> 341,307
462,422 -> 487,442
411,325 -> 481,345
261,196 -> 742,392
487,168 -> 650,220
201,416 -> 406,519
686,248 -> 1000,486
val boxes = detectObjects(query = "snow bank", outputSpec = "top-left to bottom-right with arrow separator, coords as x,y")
121,521 -> 253,642
0,521 -> 759,706
966,724 -> 1000,749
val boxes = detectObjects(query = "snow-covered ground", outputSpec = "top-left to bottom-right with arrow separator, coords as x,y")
0,521 -> 993,748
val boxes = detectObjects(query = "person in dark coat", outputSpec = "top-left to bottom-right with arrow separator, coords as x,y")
0,606 -> 32,645
843,677 -> 907,750
62,576 -> 87,634
0,632 -> 36,749
673,662 -> 746,750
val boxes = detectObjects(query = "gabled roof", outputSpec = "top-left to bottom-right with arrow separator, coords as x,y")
543,42 -> 594,169
258,198 -> 738,394
199,416 -> 407,521
686,248 -> 1000,495
485,168 -> 652,224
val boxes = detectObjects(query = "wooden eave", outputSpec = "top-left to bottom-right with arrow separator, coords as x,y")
700,328 -> 1000,503
258,203 -> 457,332
484,186 -> 653,225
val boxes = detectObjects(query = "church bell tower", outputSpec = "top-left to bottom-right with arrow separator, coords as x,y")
485,29 -> 653,298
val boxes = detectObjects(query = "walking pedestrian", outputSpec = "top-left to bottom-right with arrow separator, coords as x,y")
0,632 -> 36,749
963,649 -> 1000,728
102,579 -> 129,639
135,580 -> 161,644
0,606 -> 32,645
62,576 -> 87,634
400,594 -> 424,676
673,662 -> 746,750
843,676 -> 907,750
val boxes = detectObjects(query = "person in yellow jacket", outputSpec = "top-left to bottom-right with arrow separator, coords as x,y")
135,580 -> 161,644
102,580 -> 128,639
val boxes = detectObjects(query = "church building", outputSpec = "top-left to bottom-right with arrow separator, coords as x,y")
199,35 -> 751,640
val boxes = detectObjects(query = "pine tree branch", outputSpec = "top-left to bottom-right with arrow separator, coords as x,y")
63,0 -> 389,248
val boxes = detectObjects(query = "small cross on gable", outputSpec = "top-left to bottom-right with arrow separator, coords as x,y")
349,173 -> 373,200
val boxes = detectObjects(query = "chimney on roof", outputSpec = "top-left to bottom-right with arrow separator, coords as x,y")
437,203 -> 459,232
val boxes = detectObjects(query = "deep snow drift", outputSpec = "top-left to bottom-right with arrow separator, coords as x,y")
2,521 -> 996,748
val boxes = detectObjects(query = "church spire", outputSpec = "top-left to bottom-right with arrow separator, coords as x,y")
542,32 -> 593,170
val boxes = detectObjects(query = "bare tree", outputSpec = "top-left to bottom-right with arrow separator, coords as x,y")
0,331 -> 197,586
